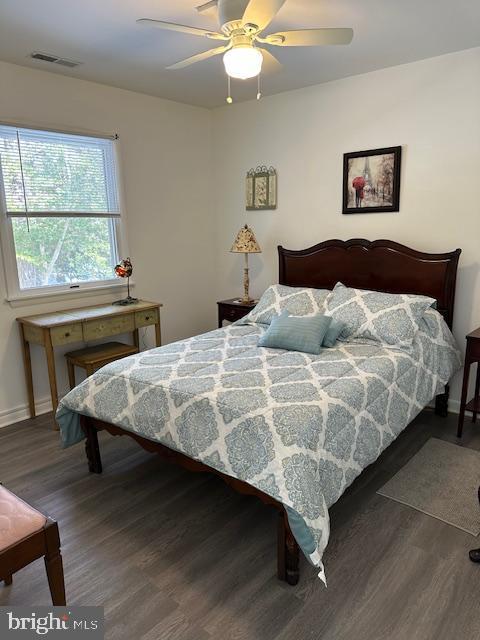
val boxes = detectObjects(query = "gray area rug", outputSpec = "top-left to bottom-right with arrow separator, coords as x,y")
377,438 -> 480,536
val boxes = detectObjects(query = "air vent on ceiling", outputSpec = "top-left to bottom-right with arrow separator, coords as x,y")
30,52 -> 82,68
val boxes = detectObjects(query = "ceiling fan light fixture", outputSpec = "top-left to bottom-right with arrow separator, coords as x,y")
223,46 -> 263,79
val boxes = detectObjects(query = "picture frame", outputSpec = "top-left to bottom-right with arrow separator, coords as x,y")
342,146 -> 402,214
246,166 -> 277,210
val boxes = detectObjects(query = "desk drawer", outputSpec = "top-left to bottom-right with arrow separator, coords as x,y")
84,314 -> 135,341
135,308 -> 159,329
51,323 -> 83,346
23,324 -> 45,345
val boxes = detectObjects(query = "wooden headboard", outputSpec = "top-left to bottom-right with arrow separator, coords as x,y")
278,239 -> 461,328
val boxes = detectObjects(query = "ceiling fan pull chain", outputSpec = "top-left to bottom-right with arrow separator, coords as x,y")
226,75 -> 233,104
257,74 -> 262,100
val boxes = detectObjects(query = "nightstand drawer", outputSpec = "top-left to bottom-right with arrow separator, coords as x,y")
217,299 -> 256,327
51,323 -> 83,346
224,307 -> 246,322
135,308 -> 159,329
466,337 -> 480,360
83,314 -> 135,341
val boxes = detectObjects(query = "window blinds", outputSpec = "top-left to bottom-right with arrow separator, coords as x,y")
0,125 -> 120,218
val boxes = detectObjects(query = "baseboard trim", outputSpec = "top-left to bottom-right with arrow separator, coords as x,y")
0,396 -> 57,428
448,399 -> 461,415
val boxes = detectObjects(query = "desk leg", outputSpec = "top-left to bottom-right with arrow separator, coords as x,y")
155,321 -> 162,348
457,358 -> 471,438
19,324 -> 35,418
44,329 -> 59,429
133,329 -> 140,350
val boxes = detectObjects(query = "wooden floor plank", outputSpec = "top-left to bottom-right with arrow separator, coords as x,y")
0,410 -> 479,640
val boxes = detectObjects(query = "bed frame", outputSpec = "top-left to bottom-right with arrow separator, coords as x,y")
81,239 -> 461,585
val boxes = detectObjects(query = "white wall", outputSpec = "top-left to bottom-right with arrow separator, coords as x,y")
0,60 -> 215,425
1,47 -> 478,425
212,47 -> 480,408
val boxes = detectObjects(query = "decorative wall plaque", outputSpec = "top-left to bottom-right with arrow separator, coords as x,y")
246,166 -> 277,210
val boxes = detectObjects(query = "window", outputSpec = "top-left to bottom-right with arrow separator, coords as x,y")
0,125 -> 125,299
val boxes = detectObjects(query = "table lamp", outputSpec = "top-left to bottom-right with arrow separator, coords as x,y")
230,224 -> 262,303
113,257 -> 138,305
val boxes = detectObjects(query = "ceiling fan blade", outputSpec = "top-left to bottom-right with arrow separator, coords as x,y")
242,0 -> 287,32
259,48 -> 282,74
166,45 -> 231,70
266,28 -> 353,46
196,0 -> 218,14
136,18 -> 227,40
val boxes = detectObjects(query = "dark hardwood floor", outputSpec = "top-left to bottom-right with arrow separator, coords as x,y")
1,410 -> 479,640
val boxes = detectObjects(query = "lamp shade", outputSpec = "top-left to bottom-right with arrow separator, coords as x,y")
230,224 -> 261,254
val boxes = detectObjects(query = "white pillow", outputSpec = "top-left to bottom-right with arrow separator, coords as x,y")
240,284 -> 330,325
325,282 -> 436,348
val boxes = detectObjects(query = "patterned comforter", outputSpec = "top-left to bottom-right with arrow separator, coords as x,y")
57,308 -> 461,583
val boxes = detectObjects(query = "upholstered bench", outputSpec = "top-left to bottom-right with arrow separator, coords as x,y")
0,485 -> 66,605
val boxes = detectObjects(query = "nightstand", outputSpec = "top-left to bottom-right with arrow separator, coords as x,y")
217,298 -> 257,328
457,327 -> 480,438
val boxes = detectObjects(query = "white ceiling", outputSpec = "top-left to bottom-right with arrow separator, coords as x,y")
0,0 -> 478,109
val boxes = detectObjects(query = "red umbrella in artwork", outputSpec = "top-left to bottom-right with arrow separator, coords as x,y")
352,176 -> 365,191
352,176 -> 365,205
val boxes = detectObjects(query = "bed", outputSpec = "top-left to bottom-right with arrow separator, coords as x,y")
57,239 -> 462,585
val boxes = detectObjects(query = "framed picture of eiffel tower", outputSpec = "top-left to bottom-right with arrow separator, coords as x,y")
342,146 -> 402,214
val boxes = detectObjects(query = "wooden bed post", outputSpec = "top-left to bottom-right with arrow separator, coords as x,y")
81,417 -> 103,474
277,509 -> 299,586
435,385 -> 449,417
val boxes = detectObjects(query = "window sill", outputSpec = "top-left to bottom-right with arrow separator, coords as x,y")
6,281 -> 135,308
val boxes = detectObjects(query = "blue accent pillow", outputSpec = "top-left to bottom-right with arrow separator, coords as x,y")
322,318 -> 346,348
258,311 -> 332,355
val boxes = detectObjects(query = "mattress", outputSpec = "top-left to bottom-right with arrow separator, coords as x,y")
57,307 -> 461,583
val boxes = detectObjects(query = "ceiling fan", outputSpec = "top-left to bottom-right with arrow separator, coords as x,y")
137,0 -> 353,98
